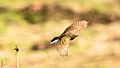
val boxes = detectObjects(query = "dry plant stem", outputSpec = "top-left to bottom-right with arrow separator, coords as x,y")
16,52 -> 20,68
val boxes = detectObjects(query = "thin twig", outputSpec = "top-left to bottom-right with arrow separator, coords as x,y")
14,45 -> 20,68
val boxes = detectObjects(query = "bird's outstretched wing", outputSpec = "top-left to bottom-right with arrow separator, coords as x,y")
60,20 -> 88,39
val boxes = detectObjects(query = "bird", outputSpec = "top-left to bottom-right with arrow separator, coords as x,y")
50,20 -> 88,56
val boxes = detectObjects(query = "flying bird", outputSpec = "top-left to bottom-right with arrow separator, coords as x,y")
50,20 -> 88,56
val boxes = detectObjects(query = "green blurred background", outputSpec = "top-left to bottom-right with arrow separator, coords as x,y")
0,0 -> 120,68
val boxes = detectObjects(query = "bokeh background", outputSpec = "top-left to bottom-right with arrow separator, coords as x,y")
0,0 -> 120,68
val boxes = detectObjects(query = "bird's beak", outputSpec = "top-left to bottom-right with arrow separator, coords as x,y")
50,42 -> 53,45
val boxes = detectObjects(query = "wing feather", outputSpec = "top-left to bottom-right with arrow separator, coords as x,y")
60,20 -> 88,37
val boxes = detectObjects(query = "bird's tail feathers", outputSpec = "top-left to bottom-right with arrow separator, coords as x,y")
56,45 -> 68,56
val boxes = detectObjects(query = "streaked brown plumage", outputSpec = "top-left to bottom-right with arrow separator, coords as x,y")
50,20 -> 88,56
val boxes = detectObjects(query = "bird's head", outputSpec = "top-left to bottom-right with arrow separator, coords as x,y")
50,36 -> 60,44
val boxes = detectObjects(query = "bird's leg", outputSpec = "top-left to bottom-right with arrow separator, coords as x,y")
70,35 -> 78,40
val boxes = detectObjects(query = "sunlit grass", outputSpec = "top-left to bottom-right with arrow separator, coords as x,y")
0,21 -> 120,68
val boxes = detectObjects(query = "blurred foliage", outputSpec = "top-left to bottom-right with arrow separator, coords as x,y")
0,0 -> 119,24
0,21 -> 6,36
